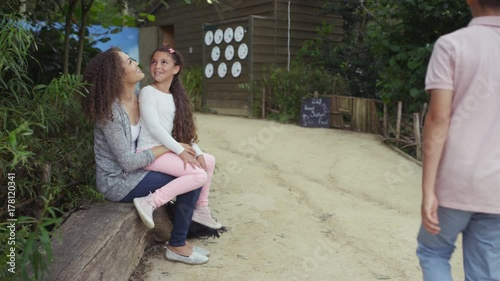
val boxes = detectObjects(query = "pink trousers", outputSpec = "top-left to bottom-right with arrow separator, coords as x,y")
144,152 -> 216,208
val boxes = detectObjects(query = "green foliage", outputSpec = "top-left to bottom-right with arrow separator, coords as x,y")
0,15 -> 100,281
365,0 -> 470,111
254,63 -> 343,123
306,0 -> 470,112
182,66 -> 204,111
26,23 -> 101,85
298,22 -> 378,99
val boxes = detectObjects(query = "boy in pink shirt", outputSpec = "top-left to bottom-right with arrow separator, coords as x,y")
417,0 -> 500,280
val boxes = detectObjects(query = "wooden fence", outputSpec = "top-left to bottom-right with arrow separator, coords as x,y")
260,88 -> 425,161
330,95 -> 382,134
380,101 -> 427,161
327,96 -> 426,161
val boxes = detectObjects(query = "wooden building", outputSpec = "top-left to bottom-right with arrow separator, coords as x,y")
140,0 -> 343,116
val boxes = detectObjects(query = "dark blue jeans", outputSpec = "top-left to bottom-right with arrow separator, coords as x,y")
121,171 -> 202,247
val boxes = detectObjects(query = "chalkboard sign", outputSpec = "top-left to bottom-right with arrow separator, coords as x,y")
300,97 -> 331,128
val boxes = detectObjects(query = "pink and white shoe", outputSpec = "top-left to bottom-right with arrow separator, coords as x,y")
133,193 -> 156,229
192,206 -> 222,229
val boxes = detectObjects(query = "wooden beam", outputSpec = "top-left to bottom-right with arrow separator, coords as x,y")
383,103 -> 388,138
44,202 -> 171,281
396,101 -> 402,142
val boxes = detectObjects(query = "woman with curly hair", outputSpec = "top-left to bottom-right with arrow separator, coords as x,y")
133,46 -> 222,245
83,47 -> 208,265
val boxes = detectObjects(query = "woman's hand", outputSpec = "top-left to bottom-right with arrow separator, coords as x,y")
179,150 -> 201,170
179,143 -> 196,156
196,154 -> 207,171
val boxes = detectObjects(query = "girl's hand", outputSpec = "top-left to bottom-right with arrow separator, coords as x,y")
179,143 -> 196,156
179,150 -> 201,170
196,154 -> 207,171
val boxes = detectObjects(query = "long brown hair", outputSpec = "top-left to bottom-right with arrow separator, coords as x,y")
151,46 -> 198,143
82,47 -> 124,124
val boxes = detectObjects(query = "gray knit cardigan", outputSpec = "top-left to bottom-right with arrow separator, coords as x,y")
93,101 -> 155,201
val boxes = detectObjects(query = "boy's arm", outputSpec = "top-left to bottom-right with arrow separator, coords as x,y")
421,89 -> 452,234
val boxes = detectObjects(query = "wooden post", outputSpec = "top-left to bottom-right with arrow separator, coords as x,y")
413,113 -> 422,161
313,90 -> 319,98
396,101 -> 402,141
262,87 -> 266,119
42,163 -> 51,183
383,103 -> 388,138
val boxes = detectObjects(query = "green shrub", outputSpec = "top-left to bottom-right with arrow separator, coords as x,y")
0,15 -> 100,281
256,63 -> 343,123
310,0 -> 470,112
181,66 -> 203,111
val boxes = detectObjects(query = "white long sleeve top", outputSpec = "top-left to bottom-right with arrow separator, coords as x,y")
137,85 -> 202,156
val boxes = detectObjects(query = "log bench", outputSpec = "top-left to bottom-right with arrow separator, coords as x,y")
43,202 -> 171,281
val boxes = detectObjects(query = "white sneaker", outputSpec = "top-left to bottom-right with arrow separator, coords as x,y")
164,242 -> 210,257
133,193 -> 156,229
193,245 -> 210,257
165,248 -> 209,265
192,206 -> 222,229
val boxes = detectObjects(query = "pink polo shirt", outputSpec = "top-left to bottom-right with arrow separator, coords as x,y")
425,16 -> 500,214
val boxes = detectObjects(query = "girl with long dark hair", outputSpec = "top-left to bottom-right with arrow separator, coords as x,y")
133,46 -> 221,261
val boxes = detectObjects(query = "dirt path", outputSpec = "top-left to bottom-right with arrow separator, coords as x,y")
139,114 -> 463,281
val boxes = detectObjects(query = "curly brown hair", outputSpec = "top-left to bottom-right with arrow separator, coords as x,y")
151,46 -> 198,144
82,47 -> 124,124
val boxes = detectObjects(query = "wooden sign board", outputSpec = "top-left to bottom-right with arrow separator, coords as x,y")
300,97 -> 331,128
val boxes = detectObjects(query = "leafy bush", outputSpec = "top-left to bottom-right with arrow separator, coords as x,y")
365,0 -> 470,112
181,66 -> 203,111
0,15 -> 100,281
304,0 -> 470,112
257,63 -> 343,123
298,22 -> 378,99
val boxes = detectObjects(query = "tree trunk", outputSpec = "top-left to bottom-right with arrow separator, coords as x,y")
76,0 -> 95,76
63,0 -> 79,75
19,0 -> 27,14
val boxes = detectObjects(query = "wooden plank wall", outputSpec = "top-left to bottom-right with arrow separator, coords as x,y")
274,0 -> 344,68
148,0 -> 275,68
138,26 -> 160,87
251,17 -> 277,80
143,0 -> 345,117
203,18 -> 251,116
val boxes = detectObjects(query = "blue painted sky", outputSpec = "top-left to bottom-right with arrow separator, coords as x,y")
89,25 -> 140,62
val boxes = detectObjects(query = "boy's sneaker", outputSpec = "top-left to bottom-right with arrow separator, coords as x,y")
133,193 -> 156,229
192,206 -> 222,229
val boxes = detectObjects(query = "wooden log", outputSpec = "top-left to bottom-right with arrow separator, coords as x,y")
262,87 -> 266,119
413,113 -> 422,161
44,202 -> 172,281
383,103 -> 388,137
396,101 -> 403,142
